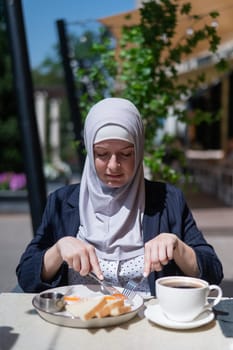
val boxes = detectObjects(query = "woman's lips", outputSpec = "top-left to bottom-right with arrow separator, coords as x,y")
106,174 -> 122,179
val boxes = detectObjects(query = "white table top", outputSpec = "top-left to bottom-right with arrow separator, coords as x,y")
0,293 -> 233,350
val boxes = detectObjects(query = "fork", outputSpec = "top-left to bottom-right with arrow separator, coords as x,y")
88,272 -> 137,305
122,276 -> 145,300
88,272 -> 144,302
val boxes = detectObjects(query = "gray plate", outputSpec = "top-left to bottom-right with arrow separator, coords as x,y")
32,284 -> 144,328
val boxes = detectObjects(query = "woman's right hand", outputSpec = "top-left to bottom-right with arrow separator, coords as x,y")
42,237 -> 103,281
57,237 -> 103,278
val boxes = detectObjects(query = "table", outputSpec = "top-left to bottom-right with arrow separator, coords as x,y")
0,293 -> 233,350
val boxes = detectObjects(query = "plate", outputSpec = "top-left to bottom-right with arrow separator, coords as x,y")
144,304 -> 215,330
32,284 -> 144,328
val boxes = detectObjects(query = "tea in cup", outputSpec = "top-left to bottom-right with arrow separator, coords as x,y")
156,276 -> 222,322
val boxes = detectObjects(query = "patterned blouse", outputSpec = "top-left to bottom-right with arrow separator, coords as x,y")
68,254 -> 151,297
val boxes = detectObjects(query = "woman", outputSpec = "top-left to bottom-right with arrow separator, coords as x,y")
16,97 -> 223,295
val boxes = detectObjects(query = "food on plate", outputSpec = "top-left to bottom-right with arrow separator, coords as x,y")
65,295 -> 132,320
96,298 -> 130,318
63,295 -> 80,302
66,296 -> 106,320
111,293 -> 127,300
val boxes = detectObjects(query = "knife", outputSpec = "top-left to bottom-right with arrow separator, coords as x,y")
88,272 -> 122,296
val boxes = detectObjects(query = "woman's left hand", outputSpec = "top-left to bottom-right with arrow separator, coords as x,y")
143,233 -> 178,276
143,232 -> 199,278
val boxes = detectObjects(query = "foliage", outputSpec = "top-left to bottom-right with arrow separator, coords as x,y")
31,27 -> 116,169
119,2 -> 226,140
1,1 -> 226,184
77,0 -> 227,183
75,27 -> 117,119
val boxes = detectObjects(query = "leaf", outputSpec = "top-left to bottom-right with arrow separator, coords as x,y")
75,0 -> 227,184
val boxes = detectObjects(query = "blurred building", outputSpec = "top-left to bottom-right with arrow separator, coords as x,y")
99,0 -> 233,153
99,0 -> 233,205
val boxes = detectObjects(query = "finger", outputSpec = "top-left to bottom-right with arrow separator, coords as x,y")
62,254 -> 74,269
151,261 -> 163,272
143,243 -> 152,277
158,246 -> 169,266
166,243 -> 175,261
89,248 -> 103,280
78,251 -> 91,276
150,243 -> 167,270
72,256 -> 81,272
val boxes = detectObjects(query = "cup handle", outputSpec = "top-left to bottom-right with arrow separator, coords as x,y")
190,285 -> 222,320
207,284 -> 223,307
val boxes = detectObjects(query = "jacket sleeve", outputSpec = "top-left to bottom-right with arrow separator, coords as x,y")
144,181 -> 224,293
16,185 -> 80,292
183,205 -> 224,285
166,184 -> 224,285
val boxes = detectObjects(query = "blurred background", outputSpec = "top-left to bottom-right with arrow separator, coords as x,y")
0,0 -> 233,294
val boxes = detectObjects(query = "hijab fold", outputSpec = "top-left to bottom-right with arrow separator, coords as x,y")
77,98 -> 145,260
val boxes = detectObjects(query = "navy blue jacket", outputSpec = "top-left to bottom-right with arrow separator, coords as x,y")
16,180 -> 223,295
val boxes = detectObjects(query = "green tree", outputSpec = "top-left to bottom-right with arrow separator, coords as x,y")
31,27 -> 114,169
77,0 -> 227,183
74,27 -> 117,118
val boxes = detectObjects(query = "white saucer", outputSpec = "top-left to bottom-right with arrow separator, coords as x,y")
144,304 -> 215,330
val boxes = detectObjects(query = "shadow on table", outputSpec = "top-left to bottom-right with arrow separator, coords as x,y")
220,280 -> 233,298
214,299 -> 233,337
0,326 -> 19,350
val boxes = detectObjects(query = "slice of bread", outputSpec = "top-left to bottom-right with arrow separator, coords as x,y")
65,295 -> 132,320
66,296 -> 107,320
95,298 -> 124,318
110,304 -> 132,316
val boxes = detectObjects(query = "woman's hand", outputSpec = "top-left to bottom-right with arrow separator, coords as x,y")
143,233 -> 199,277
144,233 -> 178,275
42,237 -> 103,281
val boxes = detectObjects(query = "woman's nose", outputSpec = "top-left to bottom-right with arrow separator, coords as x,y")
108,155 -> 120,170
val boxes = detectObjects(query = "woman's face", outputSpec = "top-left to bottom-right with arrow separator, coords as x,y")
93,140 -> 135,188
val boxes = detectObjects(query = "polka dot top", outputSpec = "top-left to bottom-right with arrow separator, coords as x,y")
68,254 -> 151,297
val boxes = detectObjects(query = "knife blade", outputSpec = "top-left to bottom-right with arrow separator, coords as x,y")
88,272 -> 121,296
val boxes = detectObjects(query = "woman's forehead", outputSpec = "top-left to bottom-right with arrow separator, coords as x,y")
94,139 -> 134,150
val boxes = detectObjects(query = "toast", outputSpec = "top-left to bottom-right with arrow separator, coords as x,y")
95,298 -> 124,318
66,296 -> 107,320
65,295 -> 132,320
109,304 -> 132,316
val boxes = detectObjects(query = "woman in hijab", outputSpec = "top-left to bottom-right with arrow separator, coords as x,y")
16,98 -> 223,295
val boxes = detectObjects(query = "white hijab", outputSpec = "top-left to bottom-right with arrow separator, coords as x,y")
77,97 -> 145,260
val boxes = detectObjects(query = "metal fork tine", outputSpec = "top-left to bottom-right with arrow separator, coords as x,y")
124,289 -> 131,297
122,277 -> 145,299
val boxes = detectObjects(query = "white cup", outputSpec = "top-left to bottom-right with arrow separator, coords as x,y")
156,276 -> 222,322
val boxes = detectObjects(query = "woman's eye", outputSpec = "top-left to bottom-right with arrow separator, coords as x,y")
95,152 -> 108,158
121,151 -> 133,157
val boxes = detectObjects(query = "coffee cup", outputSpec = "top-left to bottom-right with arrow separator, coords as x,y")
156,276 -> 222,322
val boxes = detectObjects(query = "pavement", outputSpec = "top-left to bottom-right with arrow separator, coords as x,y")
0,184 -> 233,296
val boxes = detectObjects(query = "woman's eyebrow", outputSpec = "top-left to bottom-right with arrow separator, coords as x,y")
122,145 -> 134,150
